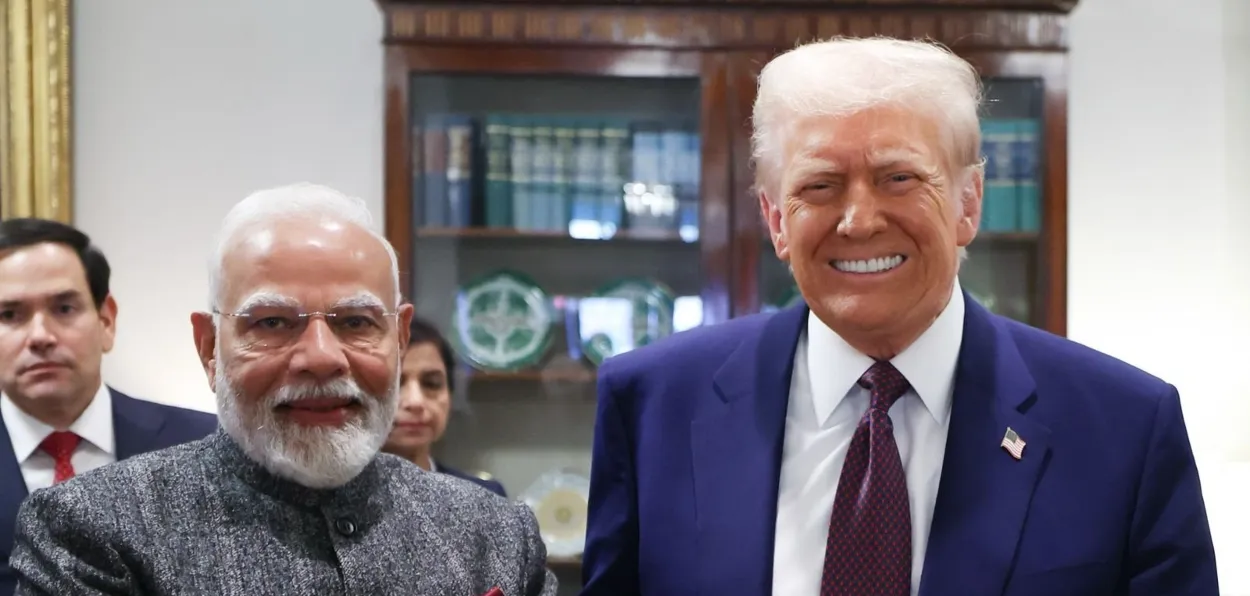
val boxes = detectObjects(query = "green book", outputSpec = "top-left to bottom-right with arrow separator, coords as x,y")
483,114 -> 513,228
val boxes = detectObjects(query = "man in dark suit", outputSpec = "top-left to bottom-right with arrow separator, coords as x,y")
0,218 -> 217,594
581,37 -> 1218,596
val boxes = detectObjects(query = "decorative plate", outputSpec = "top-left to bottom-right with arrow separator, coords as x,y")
774,284 -> 804,310
583,277 -> 675,366
520,470 -> 591,559
451,270 -> 553,372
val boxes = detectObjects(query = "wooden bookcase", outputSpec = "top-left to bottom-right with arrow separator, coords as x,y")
374,0 -> 1077,585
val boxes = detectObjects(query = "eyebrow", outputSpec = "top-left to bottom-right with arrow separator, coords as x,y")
231,291 -> 387,313
788,157 -> 845,182
866,147 -> 928,167
233,292 -> 300,312
333,292 -> 385,310
0,289 -> 84,309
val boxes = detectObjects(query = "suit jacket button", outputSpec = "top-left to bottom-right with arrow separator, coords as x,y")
335,517 -> 356,536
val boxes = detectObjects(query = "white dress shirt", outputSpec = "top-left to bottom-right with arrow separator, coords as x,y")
1,383 -> 116,492
772,283 -> 966,596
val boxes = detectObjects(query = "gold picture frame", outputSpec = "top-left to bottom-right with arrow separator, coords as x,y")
0,0 -> 72,222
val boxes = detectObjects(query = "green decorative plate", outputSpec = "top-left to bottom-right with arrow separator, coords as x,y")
452,270 -> 553,372
583,278 -> 675,366
774,285 -> 804,310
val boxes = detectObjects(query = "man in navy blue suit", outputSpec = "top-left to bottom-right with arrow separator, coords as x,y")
581,37 -> 1218,596
0,219 -> 217,595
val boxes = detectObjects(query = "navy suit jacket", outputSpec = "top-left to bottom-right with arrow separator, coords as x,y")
0,388 -> 217,595
581,295 -> 1219,596
438,461 -> 508,498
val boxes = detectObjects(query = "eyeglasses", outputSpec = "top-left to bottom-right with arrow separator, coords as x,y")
214,306 -> 398,350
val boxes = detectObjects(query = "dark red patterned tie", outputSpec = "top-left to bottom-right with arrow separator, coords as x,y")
39,431 -> 81,484
820,360 -> 912,596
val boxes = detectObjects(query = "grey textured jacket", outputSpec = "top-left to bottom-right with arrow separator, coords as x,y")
8,429 -> 557,596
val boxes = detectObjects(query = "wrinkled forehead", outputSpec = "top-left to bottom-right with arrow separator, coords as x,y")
783,107 -> 946,166
218,219 -> 395,313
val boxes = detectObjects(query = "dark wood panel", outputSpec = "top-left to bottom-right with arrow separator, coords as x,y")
384,45 -> 415,296
378,0 -> 1077,14
416,227 -> 690,242
382,6 -> 1071,52
397,44 -> 703,77
698,51 -> 733,325
728,51 -> 771,317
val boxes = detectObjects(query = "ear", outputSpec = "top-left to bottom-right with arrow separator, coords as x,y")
396,302 -> 414,353
98,294 -> 118,354
190,312 -> 218,389
758,190 -> 789,262
955,166 -> 984,248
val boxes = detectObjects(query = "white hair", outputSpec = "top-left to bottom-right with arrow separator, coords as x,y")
207,182 -> 402,311
752,37 -> 983,262
751,36 -> 984,199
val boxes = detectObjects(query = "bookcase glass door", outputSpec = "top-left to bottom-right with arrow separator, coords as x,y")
407,72 -> 704,533
757,77 -> 1046,327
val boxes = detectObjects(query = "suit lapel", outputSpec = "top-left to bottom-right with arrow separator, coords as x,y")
111,389 -> 165,460
691,304 -> 806,596
0,421 -> 29,557
919,296 -> 1051,596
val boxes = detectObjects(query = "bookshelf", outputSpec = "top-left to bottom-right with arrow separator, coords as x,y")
374,1 -> 1079,589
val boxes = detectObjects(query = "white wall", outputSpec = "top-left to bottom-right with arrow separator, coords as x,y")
1069,0 -> 1250,592
74,0 -> 1248,590
73,0 -> 384,411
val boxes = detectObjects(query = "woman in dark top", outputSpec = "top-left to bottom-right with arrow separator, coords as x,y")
381,317 -> 507,497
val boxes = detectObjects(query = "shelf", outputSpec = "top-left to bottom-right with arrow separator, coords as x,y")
416,227 -> 693,244
974,231 -> 1040,244
464,369 -> 597,384
548,556 -> 581,570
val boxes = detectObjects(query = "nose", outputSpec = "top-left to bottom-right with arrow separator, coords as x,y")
400,382 -> 429,413
25,313 -> 57,352
288,317 -> 349,382
836,180 -> 887,241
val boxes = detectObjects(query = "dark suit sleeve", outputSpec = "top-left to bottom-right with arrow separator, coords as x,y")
1126,384 -> 1220,594
580,363 -> 640,595
511,501 -> 558,596
10,488 -> 136,595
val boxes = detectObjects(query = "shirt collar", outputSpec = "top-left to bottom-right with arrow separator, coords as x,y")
806,280 -> 966,426
1,383 -> 116,462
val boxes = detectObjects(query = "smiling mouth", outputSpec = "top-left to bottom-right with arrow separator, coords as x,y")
277,397 -> 360,413
830,255 -> 906,274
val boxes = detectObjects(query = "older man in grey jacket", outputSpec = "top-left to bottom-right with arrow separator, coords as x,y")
7,183 -> 557,596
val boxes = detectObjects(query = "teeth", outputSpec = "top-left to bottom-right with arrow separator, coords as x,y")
832,255 -> 905,274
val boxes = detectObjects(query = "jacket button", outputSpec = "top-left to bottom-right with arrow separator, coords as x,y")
335,517 -> 356,536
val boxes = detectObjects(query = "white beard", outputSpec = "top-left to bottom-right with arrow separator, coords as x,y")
215,357 -> 400,490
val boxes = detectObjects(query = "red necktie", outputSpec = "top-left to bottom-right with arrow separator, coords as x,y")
39,431 -> 81,484
820,361 -> 912,596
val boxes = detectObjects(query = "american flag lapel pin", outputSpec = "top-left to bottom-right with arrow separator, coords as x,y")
1000,427 -> 1026,460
